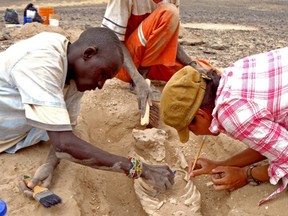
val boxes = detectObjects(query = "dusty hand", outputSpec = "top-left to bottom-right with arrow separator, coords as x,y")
141,163 -> 175,191
18,162 -> 55,197
188,61 -> 217,76
134,78 -> 153,117
211,166 -> 247,191
189,158 -> 219,177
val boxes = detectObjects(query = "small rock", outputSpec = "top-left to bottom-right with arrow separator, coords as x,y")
210,43 -> 229,50
203,49 -> 217,54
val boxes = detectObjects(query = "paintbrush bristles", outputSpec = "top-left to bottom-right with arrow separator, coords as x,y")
148,102 -> 160,128
141,79 -> 161,128
34,190 -> 62,208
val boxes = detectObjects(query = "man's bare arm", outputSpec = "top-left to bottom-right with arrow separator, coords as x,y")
45,131 -> 175,191
220,148 -> 266,167
49,131 -> 131,173
176,42 -> 192,65
120,42 -> 153,116
190,148 -> 266,177
176,42 -> 211,74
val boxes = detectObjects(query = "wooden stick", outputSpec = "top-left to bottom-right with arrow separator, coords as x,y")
191,136 -> 206,171
141,79 -> 151,126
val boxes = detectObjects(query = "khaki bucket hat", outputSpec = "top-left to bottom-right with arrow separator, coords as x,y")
160,66 -> 209,143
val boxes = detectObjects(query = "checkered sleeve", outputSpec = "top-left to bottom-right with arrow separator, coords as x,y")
218,99 -> 288,185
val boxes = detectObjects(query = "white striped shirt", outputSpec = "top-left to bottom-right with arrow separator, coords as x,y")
0,32 -> 83,153
102,0 -> 179,41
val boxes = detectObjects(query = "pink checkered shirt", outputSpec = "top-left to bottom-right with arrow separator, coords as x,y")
210,47 -> 288,205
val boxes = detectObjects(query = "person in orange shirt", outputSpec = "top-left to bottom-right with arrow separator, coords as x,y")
102,0 -> 218,116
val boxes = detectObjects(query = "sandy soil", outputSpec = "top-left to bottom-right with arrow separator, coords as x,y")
0,0 -> 288,216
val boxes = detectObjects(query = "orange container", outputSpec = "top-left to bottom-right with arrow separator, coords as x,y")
39,7 -> 54,25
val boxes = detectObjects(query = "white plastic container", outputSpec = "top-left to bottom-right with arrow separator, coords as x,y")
49,18 -> 59,26
49,14 -> 59,27
0,200 -> 7,216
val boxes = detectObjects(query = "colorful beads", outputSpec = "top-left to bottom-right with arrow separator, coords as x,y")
127,156 -> 143,179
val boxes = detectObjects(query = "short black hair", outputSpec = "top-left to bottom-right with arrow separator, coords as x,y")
75,27 -> 124,64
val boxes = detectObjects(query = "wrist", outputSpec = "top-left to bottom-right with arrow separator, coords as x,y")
246,165 -> 262,186
187,60 -> 197,68
126,156 -> 143,179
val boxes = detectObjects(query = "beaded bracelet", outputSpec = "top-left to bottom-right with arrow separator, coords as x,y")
127,156 -> 143,179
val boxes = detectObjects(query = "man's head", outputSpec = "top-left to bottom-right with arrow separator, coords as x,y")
68,27 -> 124,92
160,66 -> 217,143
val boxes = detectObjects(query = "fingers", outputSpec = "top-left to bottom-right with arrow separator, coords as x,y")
28,176 -> 40,188
137,97 -> 145,117
138,91 -> 148,117
212,173 -> 224,183
165,168 -> 175,186
153,164 -> 175,184
154,178 -> 173,191
23,190 -> 34,197
190,169 -> 204,177
212,173 -> 223,179
161,168 -> 175,190
143,164 -> 175,192
212,178 -> 226,191
136,82 -> 153,116
212,177 -> 234,191
137,96 -> 145,117
188,159 -> 193,173
18,180 -> 33,197
41,174 -> 52,188
18,179 -> 30,191
28,174 -> 52,189
164,179 -> 173,190
137,98 -> 142,112
213,184 -> 230,191
211,171 -> 233,191
212,166 -> 225,174
188,158 -> 206,173
28,163 -> 54,188
168,172 -> 175,185
140,99 -> 146,117
188,160 -> 205,177
139,93 -> 153,117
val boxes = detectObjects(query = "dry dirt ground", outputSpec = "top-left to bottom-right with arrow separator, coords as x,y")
0,0 -> 288,216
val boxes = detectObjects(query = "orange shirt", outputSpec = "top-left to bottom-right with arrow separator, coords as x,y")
102,0 -> 179,41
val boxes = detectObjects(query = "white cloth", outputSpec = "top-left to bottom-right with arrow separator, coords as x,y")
0,32 -> 83,153
102,0 -> 179,41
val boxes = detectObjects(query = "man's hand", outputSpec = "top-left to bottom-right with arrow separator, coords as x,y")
19,145 -> 59,197
141,163 -> 175,191
18,162 -> 55,197
188,158 -> 219,177
211,166 -> 248,191
188,158 -> 248,191
134,78 -> 153,116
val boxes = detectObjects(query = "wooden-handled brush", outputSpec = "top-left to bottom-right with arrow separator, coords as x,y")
23,175 -> 62,208
141,79 -> 151,126
141,79 -> 160,128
